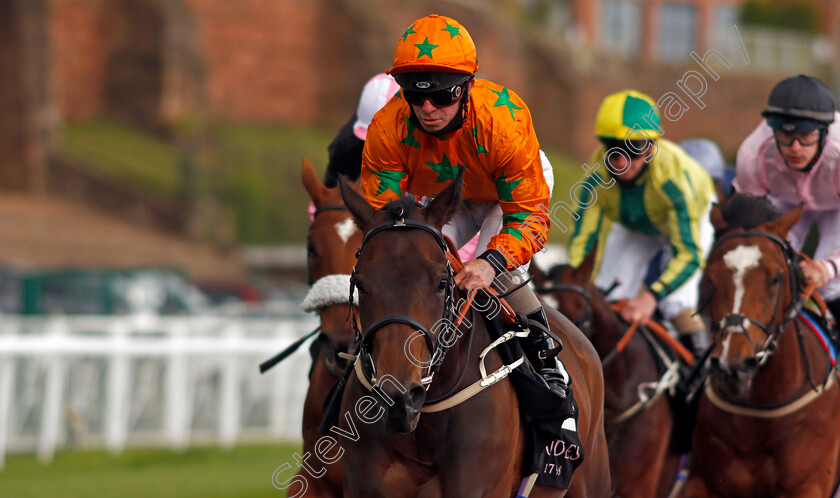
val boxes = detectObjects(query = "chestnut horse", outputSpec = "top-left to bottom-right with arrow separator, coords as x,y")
682,193 -> 840,497
532,247 -> 682,498
333,175 -> 609,497
290,159 -> 361,496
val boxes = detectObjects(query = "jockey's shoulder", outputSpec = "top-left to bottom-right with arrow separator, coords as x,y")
650,139 -> 713,186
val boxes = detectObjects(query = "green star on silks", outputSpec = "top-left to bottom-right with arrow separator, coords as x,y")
415,37 -> 438,59
501,212 -> 530,240
400,118 -> 420,148
441,21 -> 461,39
490,87 -> 522,120
426,153 -> 467,183
472,125 -> 488,154
401,24 -> 416,42
374,169 -> 406,196
494,172 -> 522,202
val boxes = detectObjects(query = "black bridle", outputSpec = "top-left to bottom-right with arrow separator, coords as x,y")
348,212 -> 456,383
536,282 -> 593,335
262,204 -> 352,374
705,229 -> 803,367
307,204 -> 350,285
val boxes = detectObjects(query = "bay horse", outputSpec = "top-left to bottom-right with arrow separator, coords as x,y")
290,158 -> 361,496
334,174 -> 609,497
532,246 -> 682,498
682,193 -> 840,497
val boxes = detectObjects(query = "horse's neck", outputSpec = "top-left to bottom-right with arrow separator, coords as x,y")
588,285 -> 630,358
426,299 -> 495,401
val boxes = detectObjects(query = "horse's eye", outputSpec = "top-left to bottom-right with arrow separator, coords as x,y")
437,278 -> 449,293
770,273 -> 783,286
354,279 -> 367,295
306,242 -> 317,258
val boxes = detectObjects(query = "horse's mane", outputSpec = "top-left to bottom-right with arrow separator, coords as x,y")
720,193 -> 781,229
381,196 -> 420,222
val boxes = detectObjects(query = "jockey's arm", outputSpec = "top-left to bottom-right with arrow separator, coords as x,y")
567,148 -> 608,268
360,125 -> 409,209
479,128 -> 550,274
648,184 -> 705,304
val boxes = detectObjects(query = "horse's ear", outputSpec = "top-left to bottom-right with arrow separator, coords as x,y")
339,174 -> 376,231
302,157 -> 328,204
771,203 -> 803,236
576,240 -> 598,282
424,171 -> 463,229
710,202 -> 727,231
529,262 -> 547,288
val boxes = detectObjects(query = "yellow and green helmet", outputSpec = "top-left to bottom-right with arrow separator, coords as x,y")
594,90 -> 661,141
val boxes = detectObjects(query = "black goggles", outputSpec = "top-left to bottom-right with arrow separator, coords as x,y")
599,139 -> 650,159
402,83 -> 465,107
773,128 -> 822,147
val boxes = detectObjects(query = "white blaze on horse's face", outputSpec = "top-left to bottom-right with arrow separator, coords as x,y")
335,217 -> 357,244
720,244 -> 762,365
723,245 -> 762,314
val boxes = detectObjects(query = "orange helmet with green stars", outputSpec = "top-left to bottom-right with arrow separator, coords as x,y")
388,14 -> 478,76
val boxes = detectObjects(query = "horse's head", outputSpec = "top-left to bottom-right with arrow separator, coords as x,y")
701,194 -> 802,398
340,172 -> 462,433
301,158 -> 360,357
532,244 -> 599,334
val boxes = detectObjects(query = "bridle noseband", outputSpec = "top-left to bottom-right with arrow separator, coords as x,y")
707,229 -> 802,367
349,212 -> 456,385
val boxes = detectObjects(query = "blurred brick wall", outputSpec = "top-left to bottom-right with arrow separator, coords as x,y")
184,0 -> 320,123
50,0 -> 107,120
47,0 -> 780,160
0,0 -> 53,192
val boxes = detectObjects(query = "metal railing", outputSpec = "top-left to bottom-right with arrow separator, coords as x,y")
0,314 -> 316,467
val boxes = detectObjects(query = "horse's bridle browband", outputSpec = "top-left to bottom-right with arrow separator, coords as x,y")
349,213 -> 456,384
307,204 -> 351,286
358,217 -> 449,255
709,229 -> 803,367
313,204 -> 349,217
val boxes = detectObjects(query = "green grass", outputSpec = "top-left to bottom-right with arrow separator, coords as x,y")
0,442 -> 302,497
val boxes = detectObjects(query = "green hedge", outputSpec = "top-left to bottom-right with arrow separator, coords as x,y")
59,120 -> 580,245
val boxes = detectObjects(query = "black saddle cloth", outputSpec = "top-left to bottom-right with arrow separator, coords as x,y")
481,313 -> 583,490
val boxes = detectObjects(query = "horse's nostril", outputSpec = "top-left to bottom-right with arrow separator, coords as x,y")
740,357 -> 759,372
409,385 -> 426,409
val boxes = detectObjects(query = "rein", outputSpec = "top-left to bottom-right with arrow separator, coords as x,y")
261,204 -> 355,373
345,212 -> 522,413
537,277 -> 687,422
708,230 -> 806,366
703,228 -> 836,417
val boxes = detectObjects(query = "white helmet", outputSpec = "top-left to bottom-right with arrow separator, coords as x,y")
353,73 -> 401,140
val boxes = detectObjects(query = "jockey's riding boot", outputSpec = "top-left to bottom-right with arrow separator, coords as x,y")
524,307 -> 570,399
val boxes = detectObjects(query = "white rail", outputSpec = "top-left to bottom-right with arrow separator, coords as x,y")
0,314 -> 316,467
